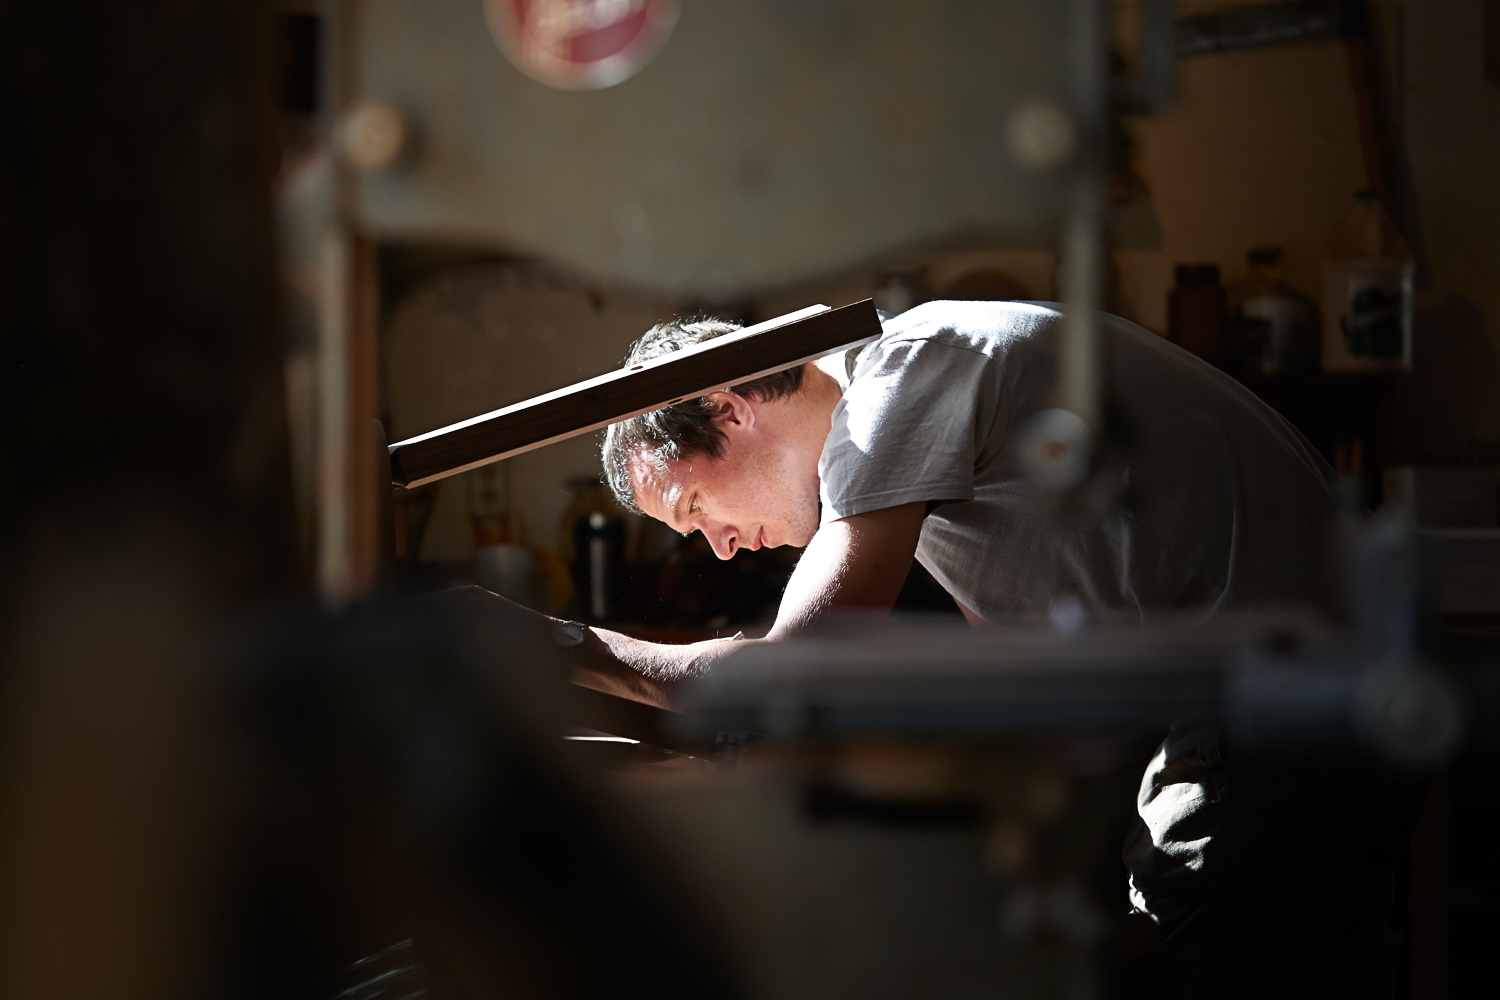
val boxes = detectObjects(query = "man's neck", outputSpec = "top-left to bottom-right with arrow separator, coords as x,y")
803,356 -> 847,430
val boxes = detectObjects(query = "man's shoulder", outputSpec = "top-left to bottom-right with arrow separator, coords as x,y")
858,300 -> 1066,376
877,299 -> 1065,352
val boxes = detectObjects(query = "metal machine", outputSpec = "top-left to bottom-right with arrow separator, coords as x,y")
279,1 -> 1489,997
10,3 -> 1491,999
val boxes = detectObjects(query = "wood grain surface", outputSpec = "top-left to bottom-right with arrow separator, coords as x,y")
388,298 -> 882,487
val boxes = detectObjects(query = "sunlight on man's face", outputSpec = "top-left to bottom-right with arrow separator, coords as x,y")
628,445 -> 820,560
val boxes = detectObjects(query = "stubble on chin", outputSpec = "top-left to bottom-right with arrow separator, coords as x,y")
787,490 -> 822,547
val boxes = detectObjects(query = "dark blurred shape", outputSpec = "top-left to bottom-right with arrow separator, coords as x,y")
561,478 -> 628,623
339,940 -> 427,1000
229,592 -> 739,1000
0,4 -> 734,998
0,4 -> 295,1000
892,558 -> 964,617
1176,0 -> 1360,58
1113,0 -> 1177,114
804,785 -> 984,827
392,483 -> 441,571
626,532 -> 799,630
1487,0 -> 1500,84
576,510 -> 626,622
278,13 -> 320,115
1168,263 -> 1228,367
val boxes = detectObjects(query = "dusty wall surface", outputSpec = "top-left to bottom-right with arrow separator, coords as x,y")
383,263 -> 676,561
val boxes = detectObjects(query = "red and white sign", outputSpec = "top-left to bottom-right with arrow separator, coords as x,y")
485,0 -> 680,91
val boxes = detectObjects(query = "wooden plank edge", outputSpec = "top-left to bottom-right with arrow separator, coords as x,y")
389,298 -> 883,488
393,303 -> 834,452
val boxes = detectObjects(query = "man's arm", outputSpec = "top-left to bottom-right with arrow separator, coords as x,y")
766,500 -> 927,637
586,501 -> 928,692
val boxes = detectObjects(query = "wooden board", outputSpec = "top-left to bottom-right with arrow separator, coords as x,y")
569,685 -> 689,751
388,298 -> 883,488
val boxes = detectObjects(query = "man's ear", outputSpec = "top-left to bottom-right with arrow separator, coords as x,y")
702,390 -> 756,432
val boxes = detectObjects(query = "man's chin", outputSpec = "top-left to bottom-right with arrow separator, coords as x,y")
787,525 -> 818,548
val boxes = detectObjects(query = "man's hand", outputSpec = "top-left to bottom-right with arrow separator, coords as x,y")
451,502 -> 929,709
585,502 -> 929,698
436,585 -> 679,709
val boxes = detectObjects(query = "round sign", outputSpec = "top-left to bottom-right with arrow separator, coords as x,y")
485,0 -> 680,91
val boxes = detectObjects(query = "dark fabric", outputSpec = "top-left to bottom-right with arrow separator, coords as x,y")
1120,755 -> 1429,1000
1124,724 -> 1230,897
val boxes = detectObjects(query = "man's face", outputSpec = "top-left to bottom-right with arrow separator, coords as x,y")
628,392 -> 822,559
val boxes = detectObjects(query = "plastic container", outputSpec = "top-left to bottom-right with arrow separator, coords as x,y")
1322,191 -> 1414,372
1238,247 -> 1318,376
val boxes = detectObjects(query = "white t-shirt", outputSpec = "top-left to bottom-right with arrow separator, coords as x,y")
818,300 -> 1340,622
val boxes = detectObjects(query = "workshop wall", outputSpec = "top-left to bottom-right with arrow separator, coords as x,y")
1392,0 -> 1500,461
384,262 -> 675,562
385,0 -> 1499,575
1113,29 -> 1368,330
1115,0 -> 1500,458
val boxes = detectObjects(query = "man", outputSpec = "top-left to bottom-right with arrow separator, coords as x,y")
505,298 -> 1366,997
578,299 -> 1338,680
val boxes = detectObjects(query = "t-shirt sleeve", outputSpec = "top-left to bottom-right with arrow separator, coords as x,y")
818,337 -> 999,524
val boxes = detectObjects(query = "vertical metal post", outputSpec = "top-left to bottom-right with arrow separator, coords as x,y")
1059,186 -> 1105,435
1059,0 -> 1108,436
316,227 -> 354,604
1013,0 -> 1113,496
314,0 -> 382,606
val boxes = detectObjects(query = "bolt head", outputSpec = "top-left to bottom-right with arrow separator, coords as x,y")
339,102 -> 408,172
1007,101 -> 1079,171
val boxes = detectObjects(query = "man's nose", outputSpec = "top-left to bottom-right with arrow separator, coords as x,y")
705,522 -> 738,560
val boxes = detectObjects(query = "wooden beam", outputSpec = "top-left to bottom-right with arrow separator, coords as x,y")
388,298 -> 883,488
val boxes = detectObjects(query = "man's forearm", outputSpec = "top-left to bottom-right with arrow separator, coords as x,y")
440,500 -> 924,712
578,626 -> 748,707
584,502 -> 927,700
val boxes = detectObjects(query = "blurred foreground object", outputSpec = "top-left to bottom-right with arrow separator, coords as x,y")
0,2 -> 294,998
231,593 -> 738,1000
1385,467 -> 1500,530
0,4 -> 735,997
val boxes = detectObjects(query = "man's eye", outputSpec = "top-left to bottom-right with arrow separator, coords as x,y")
689,498 -> 701,514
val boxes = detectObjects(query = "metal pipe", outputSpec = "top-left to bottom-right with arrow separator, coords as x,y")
1059,0 -> 1108,436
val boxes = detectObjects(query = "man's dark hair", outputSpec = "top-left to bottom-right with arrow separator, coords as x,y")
601,318 -> 805,512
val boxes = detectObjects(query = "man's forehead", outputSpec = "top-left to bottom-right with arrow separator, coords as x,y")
626,450 -> 692,521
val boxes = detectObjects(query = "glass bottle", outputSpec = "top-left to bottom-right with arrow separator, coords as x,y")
1168,263 -> 1227,366
1322,191 -> 1414,372
468,461 -> 531,601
